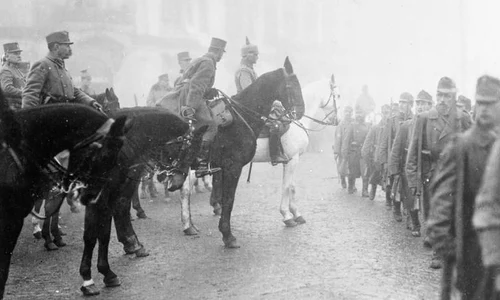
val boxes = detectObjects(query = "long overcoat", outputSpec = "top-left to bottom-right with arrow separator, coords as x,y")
341,121 -> 370,178
0,62 -> 26,110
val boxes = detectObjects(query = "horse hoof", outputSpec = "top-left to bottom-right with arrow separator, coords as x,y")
224,238 -> 240,249
136,211 -> 147,219
183,227 -> 198,236
135,247 -> 150,258
294,216 -> 306,225
81,284 -> 100,296
103,275 -> 121,287
53,239 -> 67,247
33,231 -> 42,240
213,207 -> 222,216
44,242 -> 59,251
284,219 -> 298,227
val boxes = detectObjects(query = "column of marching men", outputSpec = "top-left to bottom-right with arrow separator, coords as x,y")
334,75 -> 500,299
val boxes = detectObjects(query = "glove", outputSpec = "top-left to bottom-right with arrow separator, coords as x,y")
91,101 -> 103,110
180,106 -> 196,121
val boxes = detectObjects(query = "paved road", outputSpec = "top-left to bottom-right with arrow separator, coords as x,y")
5,152 -> 440,299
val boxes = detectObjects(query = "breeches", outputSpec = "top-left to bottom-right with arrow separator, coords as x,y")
194,103 -> 218,142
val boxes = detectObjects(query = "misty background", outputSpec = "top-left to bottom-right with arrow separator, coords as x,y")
1,0 -> 499,110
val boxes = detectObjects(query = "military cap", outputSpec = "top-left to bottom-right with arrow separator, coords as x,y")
158,73 -> 169,81
177,51 -> 191,61
475,75 -> 500,103
241,36 -> 259,57
415,90 -> 433,103
80,69 -> 91,79
437,76 -> 456,93
209,37 -> 226,52
3,42 -> 22,53
457,95 -> 471,109
398,92 -> 414,105
46,31 -> 73,45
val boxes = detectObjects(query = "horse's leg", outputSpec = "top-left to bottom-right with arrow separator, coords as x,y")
282,154 -> 305,226
203,176 -> 213,192
51,210 -> 66,247
32,199 -> 43,239
113,184 -> 149,257
180,171 -> 198,235
41,211 -> 58,250
131,187 -> 147,219
219,165 -> 242,248
79,204 -> 101,296
210,171 -> 222,216
97,211 -> 120,288
0,216 -> 23,299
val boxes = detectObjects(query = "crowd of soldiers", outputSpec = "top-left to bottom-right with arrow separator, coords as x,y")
334,75 -> 500,299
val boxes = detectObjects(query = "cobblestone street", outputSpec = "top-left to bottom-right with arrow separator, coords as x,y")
6,152 -> 440,300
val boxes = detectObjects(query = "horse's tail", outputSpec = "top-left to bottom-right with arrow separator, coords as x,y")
0,87 -> 22,146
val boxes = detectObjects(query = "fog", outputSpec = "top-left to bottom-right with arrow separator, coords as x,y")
1,0 -> 500,109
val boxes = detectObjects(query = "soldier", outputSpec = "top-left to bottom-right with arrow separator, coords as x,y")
174,51 -> 192,87
388,92 -> 414,222
146,73 -> 172,107
0,42 -> 26,110
362,104 -> 390,200
79,69 -> 96,96
334,106 -> 353,189
379,101 -> 400,208
170,37 -> 226,178
235,37 -> 258,93
404,90 -> 433,237
428,75 -> 500,299
22,31 -> 102,110
341,106 -> 370,195
406,77 -> 472,269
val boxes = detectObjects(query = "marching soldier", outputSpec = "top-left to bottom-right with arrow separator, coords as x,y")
405,90 -> 433,237
235,37 -> 258,93
429,75 -> 500,299
379,101 -> 400,208
341,106 -> 370,195
0,42 -> 26,110
174,51 -> 192,87
79,69 -> 96,96
406,77 -> 472,269
334,106 -> 353,189
146,73 -> 172,107
159,37 -> 226,178
388,92 -> 414,222
22,31 -> 102,110
362,104 -> 390,200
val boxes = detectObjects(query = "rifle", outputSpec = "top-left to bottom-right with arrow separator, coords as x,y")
329,74 -> 339,126
415,117 -> 423,210
384,97 -> 393,189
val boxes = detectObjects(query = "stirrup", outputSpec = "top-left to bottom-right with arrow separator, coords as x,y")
195,166 -> 221,178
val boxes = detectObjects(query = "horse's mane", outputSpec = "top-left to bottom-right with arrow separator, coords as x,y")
233,68 -> 284,101
0,88 -> 22,146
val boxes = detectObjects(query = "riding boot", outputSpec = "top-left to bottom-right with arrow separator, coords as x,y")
393,201 -> 403,222
410,210 -> 421,237
195,140 -> 221,178
369,184 -> 377,200
347,177 -> 356,194
340,176 -> 347,189
361,178 -> 369,198
270,132 -> 288,166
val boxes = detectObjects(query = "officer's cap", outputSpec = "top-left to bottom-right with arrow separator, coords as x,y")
398,92 -> 414,105
437,77 -> 456,93
475,75 -> 500,103
46,31 -> 73,45
3,42 -> 22,54
241,36 -> 259,57
415,90 -> 433,104
158,73 -> 169,81
209,37 -> 226,52
80,69 -> 91,79
177,51 -> 191,62
457,95 -> 471,109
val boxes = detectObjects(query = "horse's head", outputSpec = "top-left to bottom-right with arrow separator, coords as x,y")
93,88 -> 121,115
66,115 -> 131,194
277,57 -> 305,119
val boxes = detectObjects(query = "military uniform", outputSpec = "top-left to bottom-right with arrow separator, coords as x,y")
22,31 -> 96,108
174,52 -> 192,88
334,109 -> 353,189
79,69 -> 96,96
0,42 -> 26,110
146,74 -> 172,107
235,37 -> 258,93
341,112 -> 370,194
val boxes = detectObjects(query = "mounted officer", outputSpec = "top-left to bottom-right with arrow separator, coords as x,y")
0,42 -> 26,110
79,69 -> 96,96
174,51 -> 192,87
22,31 -> 102,110
160,37 -> 226,178
235,37 -> 258,93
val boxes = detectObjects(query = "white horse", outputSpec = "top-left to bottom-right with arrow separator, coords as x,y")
176,75 -> 339,234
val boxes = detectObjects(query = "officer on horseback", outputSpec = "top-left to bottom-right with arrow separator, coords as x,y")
0,42 -> 26,110
22,31 -> 102,110
177,37 -> 226,178
235,37 -> 258,93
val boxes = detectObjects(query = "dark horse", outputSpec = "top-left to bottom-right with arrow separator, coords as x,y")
210,57 -> 305,248
0,98 -> 129,299
77,107 -> 200,296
